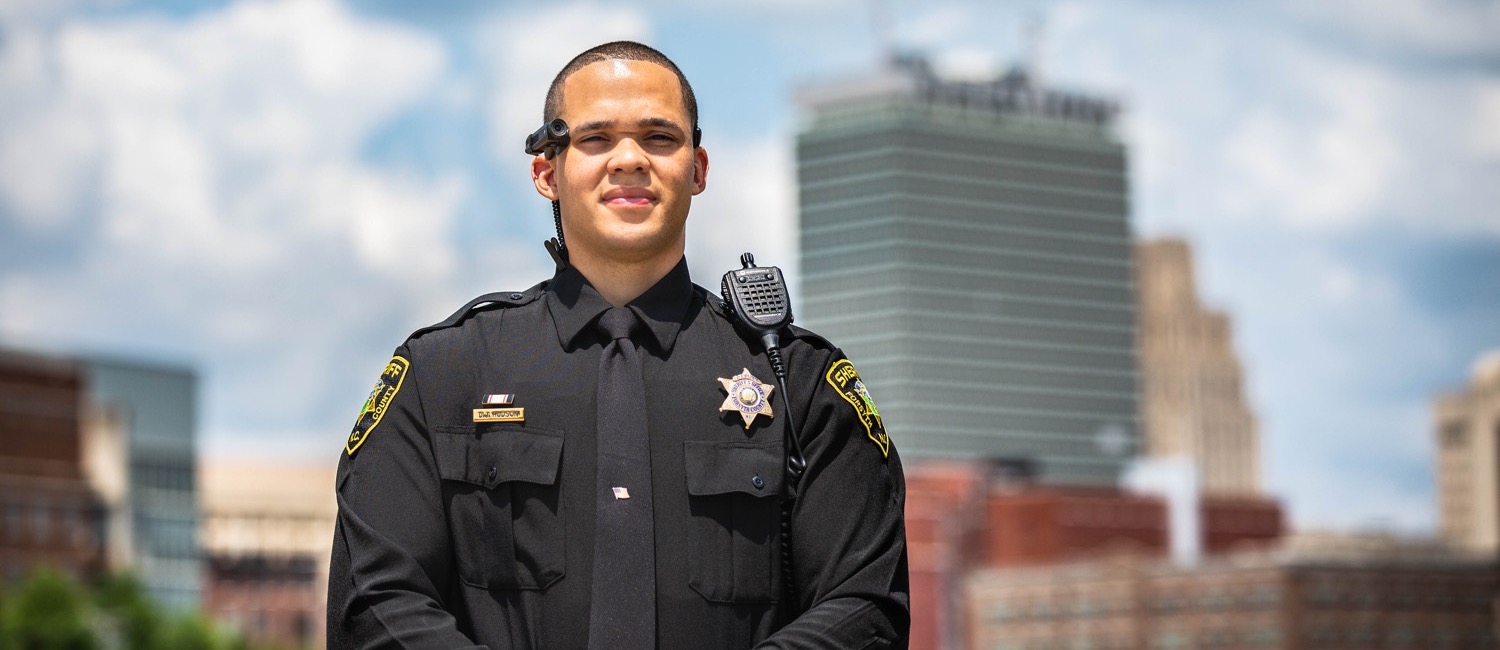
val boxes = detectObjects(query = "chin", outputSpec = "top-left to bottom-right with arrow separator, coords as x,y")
609,228 -> 684,258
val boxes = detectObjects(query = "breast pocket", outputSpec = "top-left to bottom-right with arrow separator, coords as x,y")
433,424 -> 565,591
683,440 -> 784,603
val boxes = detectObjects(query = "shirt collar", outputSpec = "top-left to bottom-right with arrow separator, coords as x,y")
546,257 -> 696,354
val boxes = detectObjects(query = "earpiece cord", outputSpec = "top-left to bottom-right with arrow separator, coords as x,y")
762,332 -> 806,613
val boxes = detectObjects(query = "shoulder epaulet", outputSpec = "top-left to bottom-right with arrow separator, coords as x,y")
407,284 -> 545,340
784,322 -> 837,351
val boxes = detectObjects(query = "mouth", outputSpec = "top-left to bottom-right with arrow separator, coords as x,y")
603,187 -> 657,208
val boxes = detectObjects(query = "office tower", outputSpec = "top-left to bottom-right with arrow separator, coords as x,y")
84,357 -> 202,609
1434,351 -> 1500,554
1136,239 -> 1260,496
796,55 -> 1136,485
0,349 -> 107,583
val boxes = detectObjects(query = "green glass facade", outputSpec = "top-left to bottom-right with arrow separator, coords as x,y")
797,61 -> 1137,485
86,357 -> 202,609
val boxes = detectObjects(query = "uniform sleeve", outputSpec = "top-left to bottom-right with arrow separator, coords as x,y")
327,344 -> 482,649
756,351 -> 911,649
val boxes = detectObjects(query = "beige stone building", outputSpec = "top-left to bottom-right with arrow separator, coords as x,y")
1434,350 -> 1500,554
199,460 -> 336,648
1135,239 -> 1260,496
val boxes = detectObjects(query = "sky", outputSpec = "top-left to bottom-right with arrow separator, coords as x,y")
0,0 -> 1496,535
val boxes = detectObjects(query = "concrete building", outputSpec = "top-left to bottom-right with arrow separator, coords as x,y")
83,356 -> 201,609
0,350 -> 107,584
1434,350 -> 1500,554
966,532 -> 1499,650
200,461 -> 336,648
1136,239 -> 1261,496
796,55 -> 1136,485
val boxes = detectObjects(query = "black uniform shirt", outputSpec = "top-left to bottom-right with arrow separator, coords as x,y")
328,259 -> 909,649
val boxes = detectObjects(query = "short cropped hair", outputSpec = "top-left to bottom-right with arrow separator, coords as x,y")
542,40 -> 698,132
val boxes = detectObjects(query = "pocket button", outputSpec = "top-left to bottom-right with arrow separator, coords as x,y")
751,474 -> 765,490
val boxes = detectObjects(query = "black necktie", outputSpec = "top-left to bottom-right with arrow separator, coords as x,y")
588,307 -> 655,649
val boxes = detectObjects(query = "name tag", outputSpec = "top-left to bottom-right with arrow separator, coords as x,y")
473,408 -> 525,423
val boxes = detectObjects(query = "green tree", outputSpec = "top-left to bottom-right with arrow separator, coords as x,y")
3,569 -> 98,650
94,574 -> 162,650
3,570 -> 254,650
163,615 -> 218,650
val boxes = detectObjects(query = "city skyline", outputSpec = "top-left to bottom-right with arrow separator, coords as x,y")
0,0 -> 1496,535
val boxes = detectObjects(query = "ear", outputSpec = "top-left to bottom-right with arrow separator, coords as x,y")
531,154 -> 559,201
690,146 -> 709,196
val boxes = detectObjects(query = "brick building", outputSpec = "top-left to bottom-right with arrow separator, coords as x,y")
965,533 -> 1499,649
904,460 -> 1283,648
0,350 -> 107,584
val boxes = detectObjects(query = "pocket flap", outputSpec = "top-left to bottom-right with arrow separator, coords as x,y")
433,425 -> 563,488
683,441 -> 783,497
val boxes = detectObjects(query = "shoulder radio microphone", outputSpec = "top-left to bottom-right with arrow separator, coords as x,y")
720,252 -> 806,479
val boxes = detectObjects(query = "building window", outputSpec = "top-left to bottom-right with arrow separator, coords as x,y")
32,496 -> 50,542
1441,420 -> 1467,448
990,603 -> 1010,622
1153,631 -> 1186,650
4,495 -> 20,542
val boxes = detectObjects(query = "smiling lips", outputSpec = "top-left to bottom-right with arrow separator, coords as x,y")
604,187 -> 656,207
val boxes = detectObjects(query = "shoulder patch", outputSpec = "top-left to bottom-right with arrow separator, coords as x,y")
824,358 -> 889,458
347,356 -> 410,456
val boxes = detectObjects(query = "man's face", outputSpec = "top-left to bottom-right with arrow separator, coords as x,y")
532,59 -> 708,268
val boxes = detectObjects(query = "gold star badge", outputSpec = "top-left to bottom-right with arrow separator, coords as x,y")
718,368 -> 775,429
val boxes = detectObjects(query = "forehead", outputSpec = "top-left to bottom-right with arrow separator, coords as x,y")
559,59 -> 688,124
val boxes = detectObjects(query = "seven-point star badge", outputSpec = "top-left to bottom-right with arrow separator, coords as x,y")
718,368 -> 775,429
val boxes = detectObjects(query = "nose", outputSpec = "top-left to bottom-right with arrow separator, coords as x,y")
609,138 -> 650,175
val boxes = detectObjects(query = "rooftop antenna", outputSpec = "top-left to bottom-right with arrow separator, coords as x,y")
1022,12 -> 1046,107
873,0 -> 897,66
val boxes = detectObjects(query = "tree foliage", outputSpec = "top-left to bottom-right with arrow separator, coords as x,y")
0,570 -> 251,650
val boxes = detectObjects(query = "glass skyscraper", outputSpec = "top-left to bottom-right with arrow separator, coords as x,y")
797,55 -> 1137,486
85,357 -> 201,609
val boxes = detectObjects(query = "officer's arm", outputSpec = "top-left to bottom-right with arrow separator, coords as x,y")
327,345 -> 481,649
756,352 -> 911,649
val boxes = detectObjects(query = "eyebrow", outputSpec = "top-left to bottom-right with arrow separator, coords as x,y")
573,117 -> 686,134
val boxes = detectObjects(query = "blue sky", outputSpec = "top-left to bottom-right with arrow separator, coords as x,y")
0,0 -> 1496,534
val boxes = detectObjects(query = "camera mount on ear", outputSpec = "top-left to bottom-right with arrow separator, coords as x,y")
525,118 -> 570,159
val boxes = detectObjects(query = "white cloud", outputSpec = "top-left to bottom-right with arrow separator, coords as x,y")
1471,82 -> 1500,159
1286,0 -> 1500,58
477,3 -> 651,164
0,0 -> 466,456
1026,1 -> 1497,240
1218,49 -> 1401,230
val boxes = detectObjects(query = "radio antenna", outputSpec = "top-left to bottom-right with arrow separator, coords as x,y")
873,0 -> 897,65
1023,12 -> 1046,88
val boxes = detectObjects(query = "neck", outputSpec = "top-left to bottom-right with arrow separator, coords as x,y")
569,250 -> 682,307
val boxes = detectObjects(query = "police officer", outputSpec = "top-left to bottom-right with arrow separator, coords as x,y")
327,41 -> 909,649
